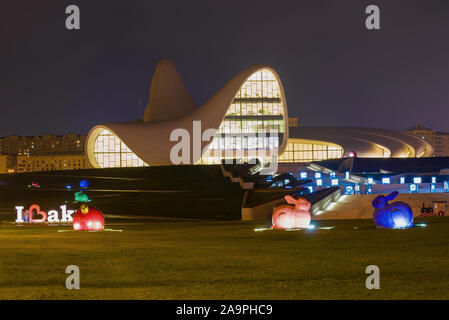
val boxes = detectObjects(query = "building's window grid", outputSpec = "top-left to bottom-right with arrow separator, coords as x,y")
200,69 -> 285,164
278,142 -> 343,162
93,130 -> 147,168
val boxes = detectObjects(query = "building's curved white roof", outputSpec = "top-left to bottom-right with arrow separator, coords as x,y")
86,60 -> 433,168
86,60 -> 289,166
289,127 -> 433,158
144,59 -> 198,122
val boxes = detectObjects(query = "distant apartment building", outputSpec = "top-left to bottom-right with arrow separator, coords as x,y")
0,155 -> 16,173
0,133 -> 85,156
406,124 -> 449,157
0,133 -> 90,173
16,154 -> 89,172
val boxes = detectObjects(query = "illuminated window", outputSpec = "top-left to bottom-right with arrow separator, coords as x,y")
93,130 -> 147,168
200,69 -> 285,164
278,139 -> 343,163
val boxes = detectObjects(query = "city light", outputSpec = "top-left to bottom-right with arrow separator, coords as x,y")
415,223 -> 427,228
382,177 -> 391,184
392,216 -> 413,229
254,227 -> 272,232
318,226 -> 335,230
345,186 -> 354,195
413,177 -> 422,184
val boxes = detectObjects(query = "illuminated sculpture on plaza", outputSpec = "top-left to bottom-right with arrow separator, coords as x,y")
272,195 -> 312,229
372,191 -> 414,229
72,181 -> 104,231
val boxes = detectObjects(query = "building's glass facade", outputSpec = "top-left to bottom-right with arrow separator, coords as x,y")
200,69 -> 286,164
278,139 -> 343,162
90,69 -> 343,167
93,130 -> 147,168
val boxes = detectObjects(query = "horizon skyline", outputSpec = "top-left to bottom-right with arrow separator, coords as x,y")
0,119 -> 446,138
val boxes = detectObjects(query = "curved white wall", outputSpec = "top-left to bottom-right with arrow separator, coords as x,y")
86,61 -> 433,168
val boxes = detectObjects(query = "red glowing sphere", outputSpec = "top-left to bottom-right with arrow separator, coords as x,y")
73,206 -> 104,231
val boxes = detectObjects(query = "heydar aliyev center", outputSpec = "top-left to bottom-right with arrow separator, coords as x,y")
86,59 -> 432,168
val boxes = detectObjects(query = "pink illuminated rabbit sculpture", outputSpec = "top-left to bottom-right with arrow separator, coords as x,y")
272,195 -> 312,229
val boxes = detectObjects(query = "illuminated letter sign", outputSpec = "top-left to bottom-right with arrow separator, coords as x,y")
28,204 -> 48,223
15,204 -> 74,224
15,206 -> 25,223
61,205 -> 75,222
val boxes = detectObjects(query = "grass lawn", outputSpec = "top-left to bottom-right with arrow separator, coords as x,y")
1,216 -> 448,299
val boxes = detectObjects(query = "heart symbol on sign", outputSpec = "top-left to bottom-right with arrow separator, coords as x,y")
29,204 -> 47,223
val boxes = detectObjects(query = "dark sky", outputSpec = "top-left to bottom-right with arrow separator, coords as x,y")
1,0 -> 448,136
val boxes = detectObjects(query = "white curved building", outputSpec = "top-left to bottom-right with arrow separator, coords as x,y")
279,127 -> 433,163
86,60 -> 432,168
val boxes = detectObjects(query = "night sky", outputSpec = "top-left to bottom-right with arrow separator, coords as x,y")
1,0 -> 448,136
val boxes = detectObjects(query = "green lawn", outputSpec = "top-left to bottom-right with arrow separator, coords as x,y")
1,217 -> 448,299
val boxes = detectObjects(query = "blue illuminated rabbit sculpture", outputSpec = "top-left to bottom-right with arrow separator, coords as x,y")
372,191 -> 414,228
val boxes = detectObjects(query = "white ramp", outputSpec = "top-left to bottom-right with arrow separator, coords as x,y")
313,193 -> 449,220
